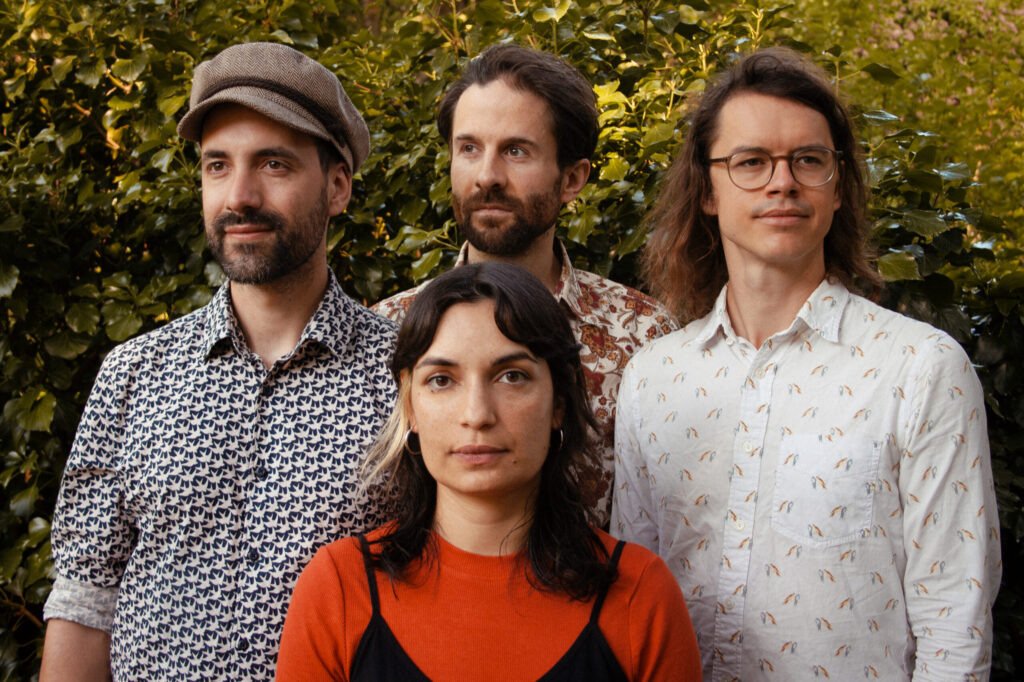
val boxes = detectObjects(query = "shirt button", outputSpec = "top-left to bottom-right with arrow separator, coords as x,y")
237,637 -> 250,652
743,441 -> 754,453
247,547 -> 259,564
260,384 -> 274,399
725,597 -> 736,609
735,520 -> 745,530
255,465 -> 269,480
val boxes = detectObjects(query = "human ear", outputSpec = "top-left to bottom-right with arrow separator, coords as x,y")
558,159 -> 591,203
326,164 -> 353,216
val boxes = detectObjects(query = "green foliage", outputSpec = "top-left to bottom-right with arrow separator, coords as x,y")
1,0 -> 1021,679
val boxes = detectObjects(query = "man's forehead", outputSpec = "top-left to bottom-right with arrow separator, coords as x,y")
711,92 -> 833,148
199,103 -> 318,150
453,80 -> 554,141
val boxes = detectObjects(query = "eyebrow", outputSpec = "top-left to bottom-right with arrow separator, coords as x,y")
200,147 -> 303,162
414,350 -> 539,371
452,133 -> 537,149
719,143 -> 830,156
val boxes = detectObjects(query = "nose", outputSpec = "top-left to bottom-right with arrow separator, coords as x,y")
474,149 -> 506,191
460,379 -> 497,430
765,158 -> 799,194
225,168 -> 262,213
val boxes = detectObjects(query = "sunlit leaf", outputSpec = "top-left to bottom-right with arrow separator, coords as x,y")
0,263 -> 19,297
878,252 -> 922,281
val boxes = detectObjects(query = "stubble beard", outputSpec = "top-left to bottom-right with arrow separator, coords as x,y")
206,186 -> 328,285
453,180 -> 563,256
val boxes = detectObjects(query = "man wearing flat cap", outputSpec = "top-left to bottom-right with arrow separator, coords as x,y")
40,42 -> 396,681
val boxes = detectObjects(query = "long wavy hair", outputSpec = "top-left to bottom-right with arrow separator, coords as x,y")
643,47 -> 883,322
362,262 -> 611,600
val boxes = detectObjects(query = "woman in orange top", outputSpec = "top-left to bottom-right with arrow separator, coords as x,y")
277,263 -> 701,681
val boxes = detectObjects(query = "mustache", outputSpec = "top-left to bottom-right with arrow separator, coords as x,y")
212,209 -> 285,232
459,188 -> 523,212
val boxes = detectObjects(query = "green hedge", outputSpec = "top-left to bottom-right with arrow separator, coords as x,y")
1,1 -> 1021,679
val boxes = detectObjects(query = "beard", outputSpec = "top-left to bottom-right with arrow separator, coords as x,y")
206,187 -> 328,285
453,180 -> 563,256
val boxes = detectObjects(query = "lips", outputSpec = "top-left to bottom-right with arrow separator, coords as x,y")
758,207 -> 809,218
453,444 -> 505,455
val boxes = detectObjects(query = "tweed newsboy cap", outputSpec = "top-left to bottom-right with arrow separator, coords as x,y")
177,42 -> 370,172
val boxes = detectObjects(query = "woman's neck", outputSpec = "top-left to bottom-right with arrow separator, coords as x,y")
432,489 -> 533,556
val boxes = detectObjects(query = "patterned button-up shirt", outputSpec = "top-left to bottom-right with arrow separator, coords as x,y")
45,273 -> 397,681
612,280 -> 1000,681
373,241 -> 677,526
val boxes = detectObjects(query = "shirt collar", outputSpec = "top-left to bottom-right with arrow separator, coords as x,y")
455,239 -> 584,317
201,270 -> 356,360
696,278 -> 852,348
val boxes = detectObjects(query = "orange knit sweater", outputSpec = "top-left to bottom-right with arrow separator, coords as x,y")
276,528 -> 701,681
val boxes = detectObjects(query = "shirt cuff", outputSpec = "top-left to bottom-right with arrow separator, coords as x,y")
43,576 -> 119,632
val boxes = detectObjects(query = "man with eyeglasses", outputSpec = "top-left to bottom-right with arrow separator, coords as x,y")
611,47 -> 999,680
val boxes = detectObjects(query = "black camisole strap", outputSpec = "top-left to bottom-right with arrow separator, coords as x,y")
537,539 -> 630,682
356,534 -> 381,615
350,535 -> 432,681
588,540 -> 626,625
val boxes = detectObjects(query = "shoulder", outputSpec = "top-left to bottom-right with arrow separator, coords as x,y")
371,284 -> 427,324
621,311 -> 713,373
348,297 -> 399,343
572,269 -> 679,337
595,529 -> 672,586
93,304 -> 212,382
306,535 -> 366,579
842,294 -> 974,368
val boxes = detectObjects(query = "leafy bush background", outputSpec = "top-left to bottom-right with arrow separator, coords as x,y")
1,0 -> 1021,679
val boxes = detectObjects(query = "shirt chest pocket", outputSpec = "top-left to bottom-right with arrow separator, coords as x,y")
770,434 -> 882,547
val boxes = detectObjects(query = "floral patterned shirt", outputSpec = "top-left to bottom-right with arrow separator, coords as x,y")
612,279 -> 1001,681
373,241 -> 678,526
45,273 -> 397,681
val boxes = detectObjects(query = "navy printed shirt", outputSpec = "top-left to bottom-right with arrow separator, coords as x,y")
45,273 -> 397,680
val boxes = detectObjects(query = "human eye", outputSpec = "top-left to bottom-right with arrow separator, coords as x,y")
731,152 -> 768,169
498,368 -> 530,384
264,158 -> 291,172
457,142 -> 478,155
425,374 -> 453,390
794,149 -> 829,167
506,144 -> 527,158
203,160 -> 227,175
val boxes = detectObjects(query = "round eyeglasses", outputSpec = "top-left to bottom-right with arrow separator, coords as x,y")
708,147 -> 842,190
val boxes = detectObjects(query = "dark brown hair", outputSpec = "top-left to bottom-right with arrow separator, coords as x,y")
437,44 -> 598,169
643,47 -> 882,322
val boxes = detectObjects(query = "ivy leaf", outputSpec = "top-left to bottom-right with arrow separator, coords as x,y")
532,0 -> 570,22
103,301 -> 143,341
9,486 -> 39,518
0,263 -> 19,297
878,252 -> 922,281
150,148 -> 175,173
599,156 -> 629,182
861,109 -> 900,123
900,209 -> 949,238
0,547 -> 21,582
66,302 -> 101,334
76,59 -> 106,87
0,214 -> 24,233
26,518 -> 51,548
52,56 -> 77,83
861,63 -> 900,85
44,332 -> 91,360
410,248 -> 442,281
641,121 -> 676,149
111,54 -> 150,83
